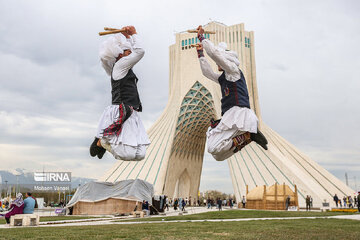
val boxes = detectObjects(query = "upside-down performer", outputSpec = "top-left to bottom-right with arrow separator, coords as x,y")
195,25 -> 268,161
90,26 -> 150,161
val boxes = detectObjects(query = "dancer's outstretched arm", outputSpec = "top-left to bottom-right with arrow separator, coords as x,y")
196,44 -> 221,83
112,26 -> 145,80
197,26 -> 239,81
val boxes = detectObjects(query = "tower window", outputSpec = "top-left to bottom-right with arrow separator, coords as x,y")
192,38 -> 194,44
185,39 -> 187,45
182,40 -> 184,47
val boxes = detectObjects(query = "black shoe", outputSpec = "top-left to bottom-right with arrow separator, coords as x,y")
90,137 -> 100,157
250,130 -> 268,150
97,147 -> 106,159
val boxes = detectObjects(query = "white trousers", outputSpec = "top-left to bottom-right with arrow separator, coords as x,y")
101,139 -> 146,161
207,127 -> 245,161
206,106 -> 258,161
96,105 -> 150,161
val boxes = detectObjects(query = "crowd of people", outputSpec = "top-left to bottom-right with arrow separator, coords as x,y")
333,193 -> 360,210
205,197 -> 236,210
166,193 -> 360,212
0,192 -> 37,224
168,198 -> 188,211
158,197 -> 237,212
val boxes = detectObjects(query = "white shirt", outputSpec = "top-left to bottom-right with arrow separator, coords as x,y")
112,34 -> 144,80
199,39 -> 240,83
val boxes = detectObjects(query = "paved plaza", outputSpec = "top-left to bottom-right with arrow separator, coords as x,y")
1,207 -> 359,229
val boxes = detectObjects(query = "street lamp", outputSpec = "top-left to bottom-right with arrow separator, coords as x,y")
15,174 -> 20,195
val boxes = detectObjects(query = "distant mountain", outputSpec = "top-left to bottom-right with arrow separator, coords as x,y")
0,169 -> 95,189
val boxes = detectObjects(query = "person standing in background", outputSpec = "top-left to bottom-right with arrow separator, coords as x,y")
333,194 -> 339,207
242,196 -> 246,208
286,195 -> 292,210
165,197 -> 169,211
305,195 -> 310,211
181,199 -> 186,212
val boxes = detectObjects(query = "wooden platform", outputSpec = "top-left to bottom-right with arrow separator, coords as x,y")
73,198 -> 142,215
246,184 -> 299,210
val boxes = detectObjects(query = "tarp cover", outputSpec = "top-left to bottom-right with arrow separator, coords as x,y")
66,179 -> 154,208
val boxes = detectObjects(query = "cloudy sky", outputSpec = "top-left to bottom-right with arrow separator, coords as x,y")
0,0 -> 359,193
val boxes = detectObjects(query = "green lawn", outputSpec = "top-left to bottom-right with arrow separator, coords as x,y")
119,209 -> 358,222
0,219 -> 359,239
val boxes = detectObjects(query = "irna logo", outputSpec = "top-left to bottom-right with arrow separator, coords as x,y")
34,172 -> 71,182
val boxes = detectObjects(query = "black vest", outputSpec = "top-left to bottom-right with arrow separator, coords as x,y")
111,69 -> 142,111
218,69 -> 250,115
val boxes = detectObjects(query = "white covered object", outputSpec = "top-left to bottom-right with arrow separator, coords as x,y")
66,179 -> 154,208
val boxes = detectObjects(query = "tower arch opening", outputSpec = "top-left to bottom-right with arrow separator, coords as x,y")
163,81 -> 216,199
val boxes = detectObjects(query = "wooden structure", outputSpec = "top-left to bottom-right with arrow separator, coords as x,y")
72,198 -> 141,215
245,183 -> 299,210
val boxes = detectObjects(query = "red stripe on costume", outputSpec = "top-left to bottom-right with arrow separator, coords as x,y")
233,82 -> 239,105
102,104 -> 127,137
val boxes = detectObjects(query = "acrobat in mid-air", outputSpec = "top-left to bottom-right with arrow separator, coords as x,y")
90,26 -> 150,161
195,25 -> 268,161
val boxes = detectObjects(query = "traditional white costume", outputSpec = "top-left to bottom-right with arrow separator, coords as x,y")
197,34 -> 267,161
92,33 -> 150,161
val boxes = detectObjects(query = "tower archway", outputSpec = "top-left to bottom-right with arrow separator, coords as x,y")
174,169 -> 191,198
162,81 -> 216,198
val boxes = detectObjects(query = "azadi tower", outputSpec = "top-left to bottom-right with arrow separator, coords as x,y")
100,22 -> 354,208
